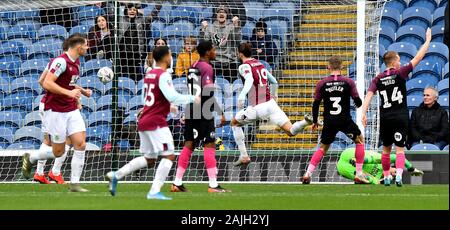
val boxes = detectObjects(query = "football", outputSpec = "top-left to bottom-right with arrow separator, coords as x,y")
97,66 -> 114,84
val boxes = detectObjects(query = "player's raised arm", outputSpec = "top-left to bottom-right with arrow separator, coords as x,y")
410,28 -> 432,68
159,72 -> 199,105
43,58 -> 81,99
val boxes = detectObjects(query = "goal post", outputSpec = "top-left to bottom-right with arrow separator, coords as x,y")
0,0 -> 384,183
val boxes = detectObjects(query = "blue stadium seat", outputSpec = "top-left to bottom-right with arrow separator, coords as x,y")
443,62 -> 449,79
6,24 -> 36,40
154,3 -> 174,23
241,23 -> 255,41
0,127 -> 13,149
387,42 -> 417,64
14,10 -> 40,21
409,0 -> 438,11
0,77 -> 9,98
117,139 -> 131,151
127,96 -> 143,112
411,61 -> 440,82
244,2 -> 265,21
0,41 -> 28,60
80,96 -> 97,114
20,59 -> 48,76
438,78 -> 449,95
10,77 -> 41,96
32,95 -> 44,111
78,18 -> 95,27
96,95 -> 127,111
1,91 -> 34,114
104,77 -> 136,101
262,8 -> 293,26
395,25 -> 426,49
13,126 -> 42,146
123,110 -> 139,125
0,111 -> 23,132
443,144 -> 449,150
15,19 -> 41,32
216,125 -> 232,140
410,143 -> 441,151
87,110 -> 112,127
215,77 -> 232,98
385,0 -> 408,12
86,125 -> 111,146
401,7 -> 432,30
407,77 -> 436,95
199,7 -> 213,21
0,12 -> 14,24
423,42 -> 449,70
85,142 -> 101,151
28,38 -> 63,60
81,59 -> 112,77
69,25 -> 91,36
0,55 -> 21,75
167,38 -> 184,55
136,79 -> 144,96
432,6 -> 446,26
23,111 -> 41,127
431,25 -> 445,42
169,6 -> 198,24
37,24 -> 68,41
7,38 -> 32,51
75,5 -> 105,20
379,26 -> 396,50
6,142 -> 37,150
438,95 -> 448,109
439,0 -> 448,7
0,25 -> 7,41
162,24 -> 192,38
407,95 -> 422,109
232,79 -> 243,95
77,75 -> 105,100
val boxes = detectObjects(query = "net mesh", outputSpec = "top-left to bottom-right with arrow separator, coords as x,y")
0,0 -> 384,183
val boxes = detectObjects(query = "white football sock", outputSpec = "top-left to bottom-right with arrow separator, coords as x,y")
232,126 -> 248,158
30,143 -> 54,164
51,146 -> 69,176
36,160 -> 46,176
290,120 -> 309,136
115,156 -> 147,180
70,150 -> 85,184
149,158 -> 173,195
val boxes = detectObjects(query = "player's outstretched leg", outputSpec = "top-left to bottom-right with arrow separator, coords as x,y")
302,144 -> 328,184
172,145 -> 194,192
34,160 -> 50,184
22,142 -> 56,179
106,156 -> 151,196
147,157 -> 174,200
48,145 -> 69,184
231,118 -> 250,167
281,114 -> 313,137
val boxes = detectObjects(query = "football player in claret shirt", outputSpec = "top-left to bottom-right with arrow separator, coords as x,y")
231,42 -> 312,167
105,46 -> 199,200
302,56 -> 368,184
362,28 -> 432,187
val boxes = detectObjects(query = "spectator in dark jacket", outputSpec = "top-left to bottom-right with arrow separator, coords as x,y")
409,87 -> 449,150
118,3 -> 147,82
87,15 -> 114,61
250,21 -> 278,66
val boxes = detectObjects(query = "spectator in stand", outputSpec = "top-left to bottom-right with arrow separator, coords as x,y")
87,15 -> 114,61
145,38 -> 174,74
409,87 -> 449,150
175,37 -> 200,78
118,3 -> 147,82
209,0 -> 247,27
250,21 -> 278,67
200,5 -> 242,82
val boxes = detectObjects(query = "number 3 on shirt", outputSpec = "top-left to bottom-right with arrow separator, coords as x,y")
380,87 -> 403,109
144,83 -> 155,107
330,97 -> 342,115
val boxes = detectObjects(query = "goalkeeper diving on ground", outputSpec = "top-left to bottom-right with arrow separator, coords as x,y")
337,148 -> 424,185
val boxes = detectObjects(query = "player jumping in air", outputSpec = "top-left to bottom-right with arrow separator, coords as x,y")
33,34 -> 92,185
361,28 -> 432,187
231,42 -> 313,166
337,148 -> 424,184
302,56 -> 369,184
105,46 -> 200,200
22,35 -> 90,192
171,40 -> 229,193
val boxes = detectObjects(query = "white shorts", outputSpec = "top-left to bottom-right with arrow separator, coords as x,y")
139,127 -> 175,159
235,99 -> 289,127
47,109 -> 86,144
39,102 -> 49,134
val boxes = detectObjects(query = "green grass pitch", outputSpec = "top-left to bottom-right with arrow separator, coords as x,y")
0,183 -> 447,210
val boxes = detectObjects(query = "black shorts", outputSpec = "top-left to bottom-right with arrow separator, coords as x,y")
184,119 -> 216,145
380,117 -> 408,147
320,119 -> 362,145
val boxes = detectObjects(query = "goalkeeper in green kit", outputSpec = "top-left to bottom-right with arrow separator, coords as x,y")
337,148 -> 424,185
